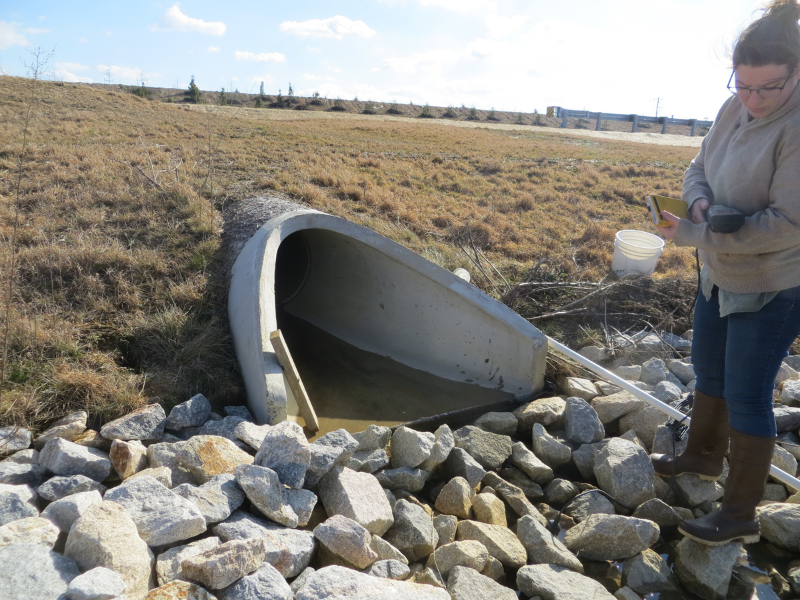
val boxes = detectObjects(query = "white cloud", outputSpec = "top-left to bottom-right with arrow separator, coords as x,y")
53,66 -> 92,83
321,60 -> 342,74
303,73 -> 336,81
279,16 -> 376,39
0,21 -> 28,49
485,14 -> 529,37
248,75 -> 275,84
96,64 -> 159,83
151,4 -> 226,36
207,46 -> 220,52
417,0 -> 496,12
382,48 -> 463,74
235,51 -> 286,63
56,61 -> 89,71
78,37 -> 86,43
24,27 -> 50,34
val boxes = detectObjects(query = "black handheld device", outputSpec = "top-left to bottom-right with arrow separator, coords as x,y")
708,205 -> 745,233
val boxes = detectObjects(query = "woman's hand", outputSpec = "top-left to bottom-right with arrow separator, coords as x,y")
656,211 -> 681,240
691,198 -> 710,224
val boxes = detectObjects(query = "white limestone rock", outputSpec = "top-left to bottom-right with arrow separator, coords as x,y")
39,438 -> 112,482
100,404 -> 166,441
0,516 -> 59,548
41,490 -> 103,532
65,566 -> 127,600
35,411 -> 87,450
65,501 -> 155,600
565,514 -> 660,561
254,421 -> 310,489
165,394 -> 212,431
156,536 -> 222,585
0,542 -> 81,600
319,466 -> 393,535
293,565 -> 450,600
390,426 -> 435,469
517,564 -> 615,600
234,463 -> 298,528
181,537 -> 267,590
173,474 -> 245,525
104,475 -> 207,546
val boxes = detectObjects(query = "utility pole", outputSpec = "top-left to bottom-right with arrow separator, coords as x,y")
654,97 -> 662,117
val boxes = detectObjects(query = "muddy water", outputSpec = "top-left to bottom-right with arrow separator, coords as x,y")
277,311 -> 514,440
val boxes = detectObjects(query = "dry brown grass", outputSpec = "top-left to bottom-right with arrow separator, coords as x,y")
0,76 -> 700,432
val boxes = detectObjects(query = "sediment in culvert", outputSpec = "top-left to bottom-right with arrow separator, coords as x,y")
1,328 -> 799,600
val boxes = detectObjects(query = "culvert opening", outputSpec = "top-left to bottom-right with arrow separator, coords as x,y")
272,228 -> 515,438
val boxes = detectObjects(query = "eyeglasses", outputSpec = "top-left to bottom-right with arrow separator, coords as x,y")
727,68 -> 798,99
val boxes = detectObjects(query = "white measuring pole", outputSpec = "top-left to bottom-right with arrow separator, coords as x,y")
547,337 -> 800,492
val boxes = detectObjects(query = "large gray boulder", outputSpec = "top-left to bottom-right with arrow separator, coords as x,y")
517,563 -> 615,600
619,406 -> 669,450
510,441 -> 554,484
513,397 -> 566,431
434,476 -> 474,520
594,438 -> 656,508
0,517 -> 59,548
147,440 -> 195,486
64,566 -> 127,600
41,490 -> 103,532
591,392 -> 646,424
482,471 -> 545,523
294,565 -> 450,600
447,565 -> 517,600
234,463 -> 298,528
0,490 -> 38,526
104,475 -> 207,546
178,435 -> 254,484
532,423 -> 572,469
213,510 -> 315,578
65,501 -> 155,600
173,474 -> 245,525
0,542 -> 81,600
165,394 -> 212,430
757,503 -> 800,551
313,514 -> 378,569
34,411 -> 87,450
640,358 -> 668,385
37,474 -> 106,501
234,421 -> 271,451
181,537 -> 267,590
39,438 -> 112,482
622,549 -> 679,595
352,425 -> 392,452
109,438 -> 148,480
456,520 -> 526,568
442,448 -> 485,488
218,562 -> 292,600
254,420 -> 310,489
383,499 -> 438,563
452,426 -> 512,470
199,416 -> 248,450
0,461 -> 43,487
564,514 -> 659,561
0,426 -> 32,456
156,536 -> 222,585
564,397 -> 605,444
390,426 -> 435,468
474,412 -> 519,436
774,406 -> 800,432
375,467 -> 428,492
674,473 -> 724,507
319,466 -> 393,535
426,540 -> 488,578
674,538 -> 740,600
304,429 -> 359,489
100,404 -> 166,441
516,514 -> 583,572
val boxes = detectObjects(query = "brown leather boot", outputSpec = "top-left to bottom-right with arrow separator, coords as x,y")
678,428 -> 775,546
650,390 -> 729,480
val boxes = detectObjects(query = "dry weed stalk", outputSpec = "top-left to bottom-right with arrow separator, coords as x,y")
0,48 -> 52,411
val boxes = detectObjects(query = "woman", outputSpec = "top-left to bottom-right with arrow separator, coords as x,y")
653,0 -> 800,546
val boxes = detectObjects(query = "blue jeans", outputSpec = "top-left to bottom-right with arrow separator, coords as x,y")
692,284 -> 800,437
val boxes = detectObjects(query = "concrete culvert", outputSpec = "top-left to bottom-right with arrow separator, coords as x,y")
224,197 -> 548,435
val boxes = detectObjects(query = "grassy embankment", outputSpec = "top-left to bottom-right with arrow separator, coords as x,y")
0,76 -> 700,433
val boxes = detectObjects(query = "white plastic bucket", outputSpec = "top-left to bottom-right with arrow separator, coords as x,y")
611,230 -> 665,277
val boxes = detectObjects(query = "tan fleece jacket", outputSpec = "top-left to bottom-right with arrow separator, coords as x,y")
675,81 -> 800,293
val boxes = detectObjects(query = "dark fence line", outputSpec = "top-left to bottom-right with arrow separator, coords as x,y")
546,107 -> 713,136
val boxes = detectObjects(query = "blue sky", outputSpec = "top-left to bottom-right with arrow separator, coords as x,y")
1,0 -> 766,119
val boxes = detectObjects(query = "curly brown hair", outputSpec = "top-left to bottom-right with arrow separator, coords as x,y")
733,0 -> 800,67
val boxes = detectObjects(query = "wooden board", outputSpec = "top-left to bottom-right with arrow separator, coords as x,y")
269,329 -> 320,432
